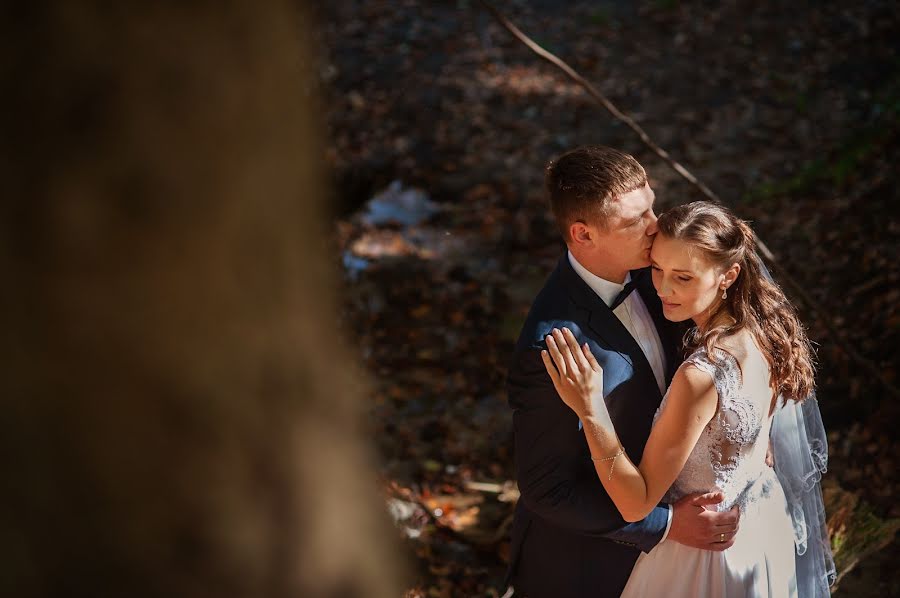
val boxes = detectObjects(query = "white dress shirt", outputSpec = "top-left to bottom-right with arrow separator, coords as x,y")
568,251 -> 673,540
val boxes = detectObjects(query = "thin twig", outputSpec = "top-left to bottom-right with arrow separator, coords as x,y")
478,0 -> 720,203
477,0 -> 900,400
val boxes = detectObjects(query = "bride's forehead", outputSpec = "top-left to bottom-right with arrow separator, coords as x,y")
651,236 -> 710,269
651,235 -> 689,258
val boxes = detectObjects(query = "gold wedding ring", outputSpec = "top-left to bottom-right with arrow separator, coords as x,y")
720,533 -> 725,542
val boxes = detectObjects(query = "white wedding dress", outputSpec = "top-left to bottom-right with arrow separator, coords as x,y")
621,347 -> 798,598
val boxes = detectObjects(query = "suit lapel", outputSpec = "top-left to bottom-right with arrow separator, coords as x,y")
586,306 -> 641,369
560,257 -> 659,391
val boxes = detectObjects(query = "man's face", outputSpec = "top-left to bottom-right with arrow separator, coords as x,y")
588,183 -> 658,275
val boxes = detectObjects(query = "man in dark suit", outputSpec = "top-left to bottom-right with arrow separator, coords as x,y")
506,146 -> 741,598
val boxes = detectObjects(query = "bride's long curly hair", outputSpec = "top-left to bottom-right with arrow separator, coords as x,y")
656,201 -> 815,404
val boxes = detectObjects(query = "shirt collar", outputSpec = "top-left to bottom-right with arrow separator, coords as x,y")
567,250 -> 631,309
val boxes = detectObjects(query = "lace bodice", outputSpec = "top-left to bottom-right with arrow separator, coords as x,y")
655,347 -> 777,513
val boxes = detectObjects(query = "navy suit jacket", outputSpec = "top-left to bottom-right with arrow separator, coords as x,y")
506,255 -> 685,598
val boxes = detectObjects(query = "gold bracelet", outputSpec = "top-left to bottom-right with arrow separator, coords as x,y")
591,447 -> 625,480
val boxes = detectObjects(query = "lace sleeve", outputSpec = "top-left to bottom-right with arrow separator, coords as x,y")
682,350 -> 717,380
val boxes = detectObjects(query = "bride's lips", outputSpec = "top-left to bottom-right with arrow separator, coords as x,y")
660,300 -> 680,309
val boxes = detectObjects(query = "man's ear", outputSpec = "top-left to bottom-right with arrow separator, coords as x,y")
569,221 -> 593,246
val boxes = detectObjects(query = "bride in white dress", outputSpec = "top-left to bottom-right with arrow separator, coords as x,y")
542,201 -> 833,597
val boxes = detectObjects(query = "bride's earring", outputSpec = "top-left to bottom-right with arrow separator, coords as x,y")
721,286 -> 728,300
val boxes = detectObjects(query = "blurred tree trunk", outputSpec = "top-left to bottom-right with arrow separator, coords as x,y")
0,2 -> 400,597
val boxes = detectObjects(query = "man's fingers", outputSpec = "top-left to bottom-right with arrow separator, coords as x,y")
704,526 -> 739,551
713,528 -> 737,540
545,334 -> 567,377
689,491 -> 725,507
708,506 -> 741,530
707,536 -> 736,552
721,521 -> 740,534
712,525 -> 740,536
724,505 -> 741,526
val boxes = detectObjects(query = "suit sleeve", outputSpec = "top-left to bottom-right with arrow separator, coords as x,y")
509,347 -> 670,553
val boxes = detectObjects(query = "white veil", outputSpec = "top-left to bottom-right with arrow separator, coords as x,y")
760,258 -> 836,596
771,394 -> 836,597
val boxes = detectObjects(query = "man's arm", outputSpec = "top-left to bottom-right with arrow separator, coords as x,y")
509,348 -> 669,553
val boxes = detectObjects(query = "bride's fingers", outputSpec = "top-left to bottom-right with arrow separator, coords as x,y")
545,334 -> 567,377
562,328 -> 589,372
540,349 -> 561,388
582,342 -> 603,374
552,329 -> 579,377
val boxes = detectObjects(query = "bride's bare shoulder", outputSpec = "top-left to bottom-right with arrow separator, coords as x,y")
714,329 -> 758,361
714,330 -> 773,391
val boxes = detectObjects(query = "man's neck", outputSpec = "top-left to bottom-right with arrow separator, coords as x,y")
568,248 -> 628,284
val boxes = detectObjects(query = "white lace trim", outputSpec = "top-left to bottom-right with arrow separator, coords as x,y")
657,347 -> 773,513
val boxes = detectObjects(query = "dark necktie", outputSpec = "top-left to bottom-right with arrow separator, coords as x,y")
610,280 -> 636,310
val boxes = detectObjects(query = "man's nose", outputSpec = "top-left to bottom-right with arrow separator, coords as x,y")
646,211 -> 659,236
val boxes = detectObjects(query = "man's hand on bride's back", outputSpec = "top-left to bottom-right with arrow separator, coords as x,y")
666,491 -> 740,552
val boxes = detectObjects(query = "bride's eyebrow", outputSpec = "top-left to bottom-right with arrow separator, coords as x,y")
650,260 -> 693,273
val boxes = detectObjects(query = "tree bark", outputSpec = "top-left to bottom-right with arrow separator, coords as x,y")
0,2 -> 400,597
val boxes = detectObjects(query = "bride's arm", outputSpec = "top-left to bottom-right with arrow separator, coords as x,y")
543,327 -> 718,522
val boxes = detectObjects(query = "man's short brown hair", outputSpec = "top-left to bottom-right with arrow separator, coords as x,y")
545,145 -> 647,240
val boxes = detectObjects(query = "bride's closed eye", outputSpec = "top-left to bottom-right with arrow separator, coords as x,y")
652,265 -> 692,282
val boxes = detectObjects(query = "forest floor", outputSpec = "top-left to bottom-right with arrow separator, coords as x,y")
315,1 -> 899,596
